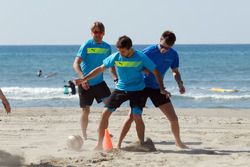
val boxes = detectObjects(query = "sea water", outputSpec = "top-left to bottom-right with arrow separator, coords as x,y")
0,44 -> 250,108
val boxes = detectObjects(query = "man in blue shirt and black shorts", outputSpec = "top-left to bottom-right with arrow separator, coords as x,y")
76,35 -> 168,150
73,21 -> 112,140
117,31 -> 187,149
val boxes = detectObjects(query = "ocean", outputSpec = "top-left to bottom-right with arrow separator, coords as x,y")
0,44 -> 250,108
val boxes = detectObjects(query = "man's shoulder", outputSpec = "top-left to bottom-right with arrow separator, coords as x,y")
142,45 -> 159,57
168,48 -> 178,56
101,41 -> 111,48
108,52 -> 120,59
143,44 -> 158,52
80,39 -> 93,47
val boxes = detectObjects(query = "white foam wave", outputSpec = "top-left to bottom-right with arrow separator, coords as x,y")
2,86 -> 249,101
179,94 -> 250,100
1,87 -> 77,100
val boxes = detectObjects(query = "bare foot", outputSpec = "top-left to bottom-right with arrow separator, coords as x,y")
94,144 -> 103,151
82,131 -> 87,140
176,142 -> 188,149
116,144 -> 121,149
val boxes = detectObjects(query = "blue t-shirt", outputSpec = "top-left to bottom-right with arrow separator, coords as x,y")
103,50 -> 156,91
77,39 -> 111,86
143,44 -> 179,89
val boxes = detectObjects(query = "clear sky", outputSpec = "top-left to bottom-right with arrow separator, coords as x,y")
1,0 -> 249,45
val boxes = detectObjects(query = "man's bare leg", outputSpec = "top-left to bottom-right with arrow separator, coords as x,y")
95,108 -> 112,150
117,113 -> 134,148
133,114 -> 145,145
80,106 -> 90,140
159,103 -> 188,149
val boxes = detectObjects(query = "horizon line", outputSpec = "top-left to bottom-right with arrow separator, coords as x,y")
1,43 -> 250,46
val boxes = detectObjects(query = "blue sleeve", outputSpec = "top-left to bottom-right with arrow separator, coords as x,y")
108,45 -> 112,55
171,52 -> 179,69
76,43 -> 87,59
103,53 -> 117,68
142,46 -> 151,56
141,53 -> 156,72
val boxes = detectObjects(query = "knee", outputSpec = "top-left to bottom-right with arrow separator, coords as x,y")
169,115 -> 178,122
126,116 -> 134,124
81,108 -> 90,116
102,109 -> 112,120
82,107 -> 90,113
133,114 -> 143,122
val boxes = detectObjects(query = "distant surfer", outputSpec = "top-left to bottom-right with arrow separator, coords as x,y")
210,87 -> 239,93
37,69 -> 42,77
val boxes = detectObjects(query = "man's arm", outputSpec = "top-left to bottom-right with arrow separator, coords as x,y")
172,68 -> 185,94
0,89 -> 11,113
75,65 -> 106,85
73,57 -> 84,78
152,69 -> 171,97
109,67 -> 118,84
73,56 -> 90,90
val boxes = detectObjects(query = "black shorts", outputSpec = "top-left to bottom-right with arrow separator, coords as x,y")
142,87 -> 171,107
78,81 -> 111,108
105,89 -> 145,111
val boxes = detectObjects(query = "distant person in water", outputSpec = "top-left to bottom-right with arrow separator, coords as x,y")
37,69 -> 42,77
0,88 -> 11,114
64,80 -> 76,95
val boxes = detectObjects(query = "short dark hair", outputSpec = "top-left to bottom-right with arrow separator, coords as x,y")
116,35 -> 132,49
91,21 -> 105,32
161,31 -> 176,46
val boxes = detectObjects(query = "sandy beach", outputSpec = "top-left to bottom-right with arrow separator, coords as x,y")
0,107 -> 250,167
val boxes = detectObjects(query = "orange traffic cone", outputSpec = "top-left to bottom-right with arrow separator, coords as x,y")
103,129 -> 113,152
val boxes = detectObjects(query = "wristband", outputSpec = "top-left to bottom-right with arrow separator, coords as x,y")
114,78 -> 118,83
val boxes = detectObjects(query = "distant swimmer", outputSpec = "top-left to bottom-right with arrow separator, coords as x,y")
37,69 -> 42,77
44,72 -> 57,78
210,87 -> 239,93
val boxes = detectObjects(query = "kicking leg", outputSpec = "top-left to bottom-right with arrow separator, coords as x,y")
117,112 -> 133,148
95,108 -> 113,150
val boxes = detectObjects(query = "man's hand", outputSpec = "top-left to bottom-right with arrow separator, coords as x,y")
160,89 -> 171,98
179,85 -> 185,94
73,78 -> 90,90
81,82 -> 90,90
178,82 -> 185,94
142,68 -> 150,75
74,78 -> 87,86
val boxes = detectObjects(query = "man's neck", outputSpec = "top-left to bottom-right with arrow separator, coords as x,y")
127,49 -> 134,58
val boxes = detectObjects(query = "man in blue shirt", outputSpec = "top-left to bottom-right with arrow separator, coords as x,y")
117,31 -> 187,149
73,21 -> 112,140
76,36 -> 168,150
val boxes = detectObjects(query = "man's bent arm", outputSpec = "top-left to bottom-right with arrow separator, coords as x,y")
152,69 -> 165,91
73,57 -> 84,78
172,68 -> 184,87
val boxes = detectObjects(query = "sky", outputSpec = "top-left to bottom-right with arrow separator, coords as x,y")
0,0 -> 250,45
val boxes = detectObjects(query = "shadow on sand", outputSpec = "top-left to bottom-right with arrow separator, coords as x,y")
0,150 -> 25,166
156,148 -> 250,155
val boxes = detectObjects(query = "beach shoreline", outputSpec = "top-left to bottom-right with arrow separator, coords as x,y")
1,107 -> 250,166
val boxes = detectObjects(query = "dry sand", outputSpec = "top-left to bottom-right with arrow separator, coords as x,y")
0,107 -> 250,167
